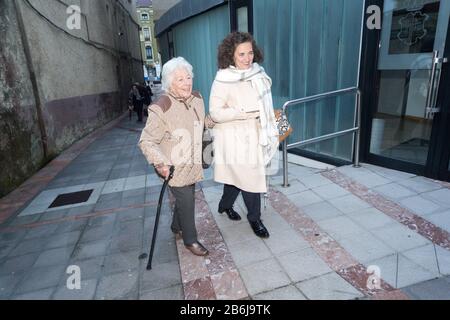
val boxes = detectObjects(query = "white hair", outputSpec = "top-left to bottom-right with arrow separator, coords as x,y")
161,57 -> 194,92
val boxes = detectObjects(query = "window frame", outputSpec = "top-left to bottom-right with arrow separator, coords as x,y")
230,0 -> 253,34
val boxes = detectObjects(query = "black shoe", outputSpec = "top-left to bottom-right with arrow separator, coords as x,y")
218,207 -> 242,221
249,220 -> 270,238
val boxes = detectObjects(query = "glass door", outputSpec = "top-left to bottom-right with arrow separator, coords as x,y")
368,0 -> 450,179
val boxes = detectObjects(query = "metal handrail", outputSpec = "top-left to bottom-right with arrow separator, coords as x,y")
282,87 -> 362,187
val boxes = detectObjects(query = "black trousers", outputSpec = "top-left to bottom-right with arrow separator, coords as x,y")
169,184 -> 197,245
218,184 -> 261,222
134,101 -> 143,121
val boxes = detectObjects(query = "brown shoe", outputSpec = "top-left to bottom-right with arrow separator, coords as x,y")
185,241 -> 209,256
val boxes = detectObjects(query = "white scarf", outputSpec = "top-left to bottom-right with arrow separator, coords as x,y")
215,63 -> 279,165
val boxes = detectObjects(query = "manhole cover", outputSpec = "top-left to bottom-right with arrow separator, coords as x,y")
49,189 -> 94,208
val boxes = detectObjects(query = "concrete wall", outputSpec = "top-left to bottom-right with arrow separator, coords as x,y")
0,0 -> 143,197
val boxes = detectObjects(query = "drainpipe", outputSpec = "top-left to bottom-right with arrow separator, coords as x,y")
14,0 -> 49,159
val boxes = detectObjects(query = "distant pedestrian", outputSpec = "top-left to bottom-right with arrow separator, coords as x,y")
128,83 -> 145,122
142,82 -> 153,118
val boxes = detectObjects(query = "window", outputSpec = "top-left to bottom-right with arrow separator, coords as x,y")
230,0 -> 253,33
237,7 -> 248,32
146,46 -> 153,60
141,13 -> 149,21
143,28 -> 151,41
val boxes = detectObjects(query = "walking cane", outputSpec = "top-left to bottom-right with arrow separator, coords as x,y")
146,165 -> 175,270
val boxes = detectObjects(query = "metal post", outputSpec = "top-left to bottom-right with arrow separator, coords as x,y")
353,91 -> 361,168
282,139 -> 289,187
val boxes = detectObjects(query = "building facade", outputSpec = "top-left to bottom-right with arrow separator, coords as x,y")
154,0 -> 450,183
0,0 -> 143,197
137,0 -> 160,81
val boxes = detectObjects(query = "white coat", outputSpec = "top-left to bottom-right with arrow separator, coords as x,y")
209,73 -> 268,193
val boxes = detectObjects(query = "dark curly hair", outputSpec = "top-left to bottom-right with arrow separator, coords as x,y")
217,32 -> 264,69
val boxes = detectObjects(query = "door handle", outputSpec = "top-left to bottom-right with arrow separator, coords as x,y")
425,50 -> 447,119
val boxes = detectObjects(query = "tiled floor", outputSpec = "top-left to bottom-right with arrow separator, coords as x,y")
1,105 -> 450,300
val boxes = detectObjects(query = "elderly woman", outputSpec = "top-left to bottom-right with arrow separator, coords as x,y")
209,32 -> 279,239
139,57 -> 209,256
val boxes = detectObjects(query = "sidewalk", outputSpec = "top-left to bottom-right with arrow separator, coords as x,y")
1,106 -> 450,300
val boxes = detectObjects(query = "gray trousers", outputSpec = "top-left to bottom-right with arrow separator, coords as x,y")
169,184 -> 197,245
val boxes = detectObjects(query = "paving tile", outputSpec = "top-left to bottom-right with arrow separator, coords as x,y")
53,279 -> 98,300
67,256 -> 105,281
436,246 -> 450,275
263,227 -> 310,255
273,179 -> 308,195
139,285 -> 184,300
401,244 -> 440,275
366,253 -> 439,289
55,220 -> 87,234
296,272 -> 364,300
327,194 -> 372,214
0,273 -> 25,298
399,196 -> 442,217
102,250 -> 141,275
422,189 -> 450,207
302,201 -> 344,222
0,230 -> 27,244
11,287 -> 55,300
38,209 -> 69,222
0,243 -> 15,260
426,210 -> 450,233
396,255 -> 439,288
72,240 -> 110,260
346,208 -> 397,230
277,248 -> 332,283
258,210 -> 292,232
95,271 -> 139,300
312,184 -> 350,200
66,205 -> 95,217
227,238 -> 273,267
239,258 -> 291,296
372,223 -> 431,252
0,252 -> 39,275
397,176 -> 442,194
116,207 -> 145,222
317,216 -> 366,240
33,246 -> 74,268
286,190 -> 323,208
374,183 -> 417,200
219,223 -> 259,246
363,164 -> 416,181
139,261 -> 181,293
101,178 -> 126,194
109,232 -> 143,253
79,224 -> 114,243
14,264 -> 66,294
253,285 -> 307,300
7,237 -> 51,257
403,277 -> 450,300
337,165 -> 392,188
338,232 -> 395,263
124,175 -> 146,191
87,214 -> 117,228
299,174 -> 333,189
7,214 -> 42,227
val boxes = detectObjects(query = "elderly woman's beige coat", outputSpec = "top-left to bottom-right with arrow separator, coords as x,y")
209,77 -> 267,193
139,93 -> 206,187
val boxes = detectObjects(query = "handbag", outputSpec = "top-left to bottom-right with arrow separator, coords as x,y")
202,129 -> 213,169
274,109 -> 293,142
